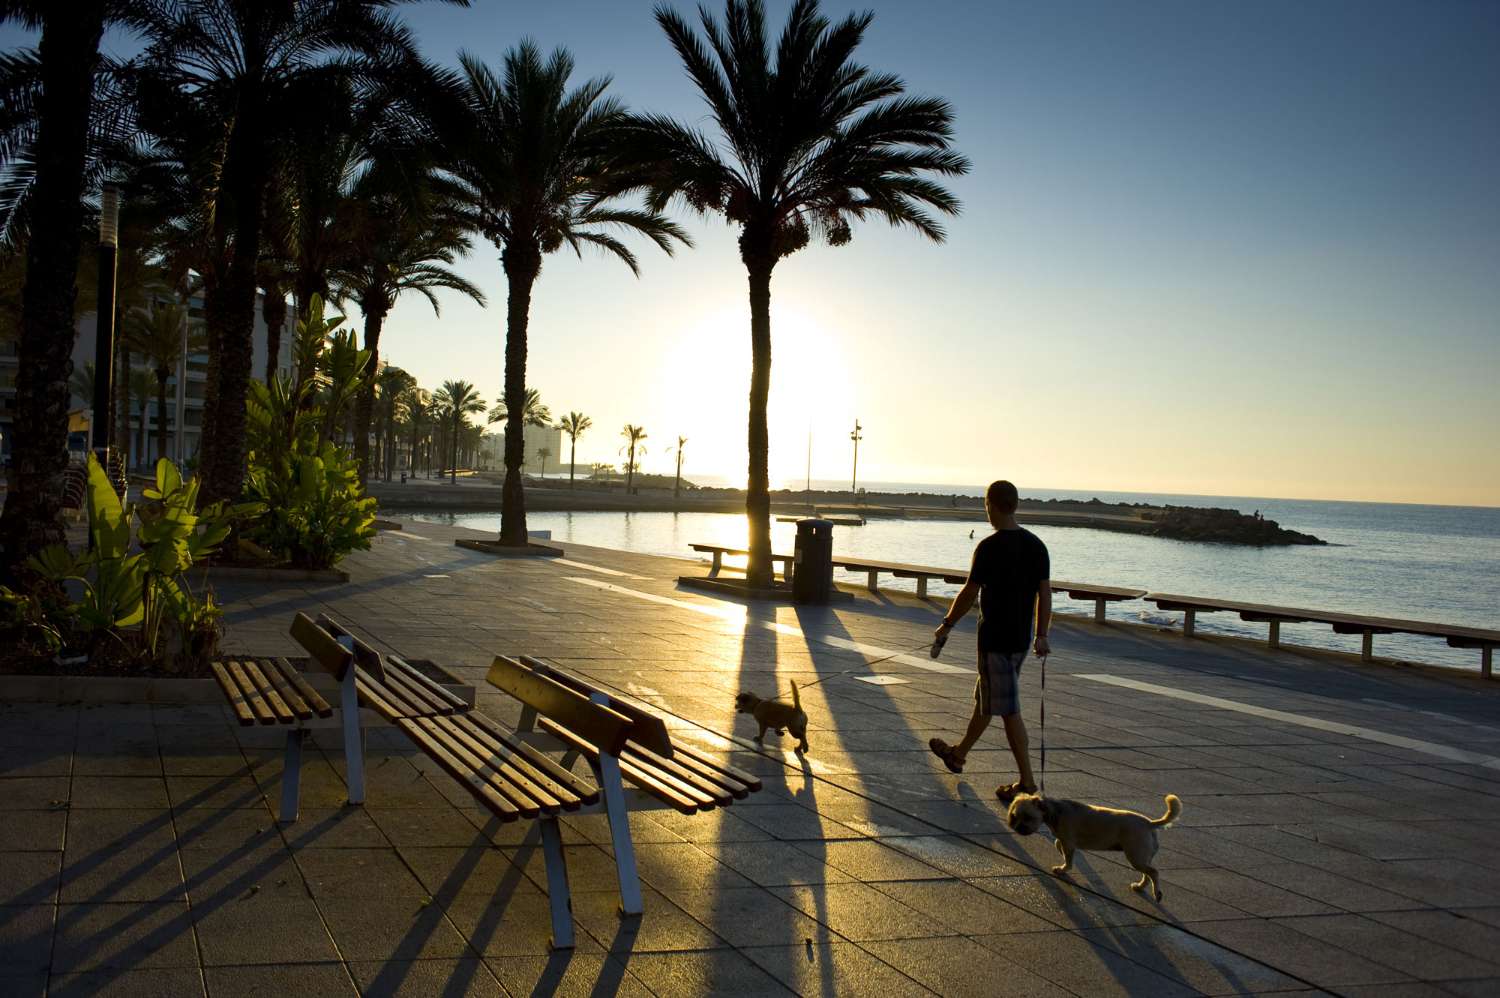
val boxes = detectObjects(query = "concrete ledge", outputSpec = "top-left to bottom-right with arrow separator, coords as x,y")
677,575 -> 854,604
455,538 -> 564,558
372,518 -> 404,531
196,565 -> 350,584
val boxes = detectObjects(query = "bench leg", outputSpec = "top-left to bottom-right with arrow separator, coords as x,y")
1483,646 -> 1493,680
340,668 -> 366,805
598,752 -> 643,916
1361,630 -> 1374,662
1183,610 -> 1195,638
708,551 -> 722,578
539,816 -> 574,949
916,577 -> 928,599
1094,599 -> 1106,624
1268,621 -> 1280,650
867,570 -> 879,591
279,729 -> 307,823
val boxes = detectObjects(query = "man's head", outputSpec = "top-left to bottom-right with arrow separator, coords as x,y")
985,480 -> 1019,526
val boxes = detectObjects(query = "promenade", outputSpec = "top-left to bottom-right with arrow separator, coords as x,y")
3,519 -> 1498,996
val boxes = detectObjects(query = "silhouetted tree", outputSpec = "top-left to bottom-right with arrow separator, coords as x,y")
559,411 -> 591,488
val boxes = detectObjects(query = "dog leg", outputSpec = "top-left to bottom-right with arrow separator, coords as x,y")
754,723 -> 767,743
1050,841 -> 1074,876
1125,847 -> 1163,901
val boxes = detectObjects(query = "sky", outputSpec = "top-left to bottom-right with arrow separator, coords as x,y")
8,1 -> 1499,505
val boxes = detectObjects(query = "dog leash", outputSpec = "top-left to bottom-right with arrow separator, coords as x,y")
1038,652 -> 1048,796
777,638 -> 938,701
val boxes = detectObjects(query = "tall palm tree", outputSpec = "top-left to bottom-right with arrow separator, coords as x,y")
405,387 -> 431,478
335,161 -> 486,486
129,365 -> 154,465
129,0 -> 462,505
488,387 -> 551,430
433,379 -> 485,484
536,446 -> 551,480
125,300 -> 206,467
434,42 -> 688,546
0,2 -> 110,571
559,411 -> 591,488
672,434 -> 688,498
69,361 -> 95,409
627,0 -> 969,585
374,365 -> 416,481
620,424 -> 648,494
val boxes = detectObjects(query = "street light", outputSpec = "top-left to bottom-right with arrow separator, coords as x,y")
91,185 -> 120,482
849,418 -> 863,498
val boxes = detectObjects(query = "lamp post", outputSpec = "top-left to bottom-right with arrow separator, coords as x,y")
849,418 -> 863,499
91,185 -> 120,487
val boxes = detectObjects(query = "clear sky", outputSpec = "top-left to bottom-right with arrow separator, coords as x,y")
10,1 -> 1499,505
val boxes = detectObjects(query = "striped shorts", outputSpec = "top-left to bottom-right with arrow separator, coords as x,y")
975,650 -> 1027,717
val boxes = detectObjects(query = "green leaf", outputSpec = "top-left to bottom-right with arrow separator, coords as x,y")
85,454 -> 130,559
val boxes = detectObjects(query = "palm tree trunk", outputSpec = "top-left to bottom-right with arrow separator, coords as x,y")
744,258 -> 775,587
499,242 -> 539,546
0,3 -> 105,576
261,284 -> 286,383
449,413 -> 459,484
155,369 -> 170,467
136,394 -> 148,464
626,443 -> 635,493
353,301 -> 384,487
569,437 -> 576,487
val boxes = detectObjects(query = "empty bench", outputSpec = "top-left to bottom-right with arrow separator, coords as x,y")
831,556 -> 964,599
691,543 -> 796,582
1050,580 -> 1149,622
1145,593 -> 1500,677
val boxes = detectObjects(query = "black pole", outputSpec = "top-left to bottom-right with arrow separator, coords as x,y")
91,186 -> 118,463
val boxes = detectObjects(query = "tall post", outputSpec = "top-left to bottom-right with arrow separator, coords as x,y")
849,418 -> 863,498
91,185 -> 119,468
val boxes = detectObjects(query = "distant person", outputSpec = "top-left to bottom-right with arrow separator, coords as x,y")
929,479 -> 1051,802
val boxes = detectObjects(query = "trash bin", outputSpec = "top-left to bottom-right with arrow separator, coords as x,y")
793,518 -> 834,605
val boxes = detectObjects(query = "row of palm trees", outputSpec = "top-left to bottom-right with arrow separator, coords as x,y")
0,0 -> 968,589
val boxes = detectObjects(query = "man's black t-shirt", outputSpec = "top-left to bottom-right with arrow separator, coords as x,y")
970,527 -> 1050,654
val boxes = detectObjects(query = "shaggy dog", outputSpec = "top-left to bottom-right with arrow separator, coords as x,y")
1007,793 -> 1181,900
734,681 -> 809,754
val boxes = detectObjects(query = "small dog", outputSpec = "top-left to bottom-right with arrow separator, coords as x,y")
735,681 -> 809,754
1006,792 -> 1181,901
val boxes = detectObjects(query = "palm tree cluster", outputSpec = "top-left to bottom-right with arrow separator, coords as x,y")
0,0 -> 967,586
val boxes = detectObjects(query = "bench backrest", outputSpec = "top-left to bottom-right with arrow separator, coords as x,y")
487,655 -> 634,756
519,655 -> 674,757
288,611 -> 386,682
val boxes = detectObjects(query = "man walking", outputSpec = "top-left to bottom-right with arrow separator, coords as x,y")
928,480 -> 1051,802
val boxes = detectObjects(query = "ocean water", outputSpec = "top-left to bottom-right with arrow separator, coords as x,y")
408,489 -> 1500,673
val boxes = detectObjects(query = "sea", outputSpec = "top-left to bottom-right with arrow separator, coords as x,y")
406,482 -> 1500,673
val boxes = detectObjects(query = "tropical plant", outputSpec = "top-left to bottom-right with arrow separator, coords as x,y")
559,411 -> 591,488
405,388 -> 432,478
432,379 -> 486,484
626,0 -> 969,584
536,446 -> 551,479
434,42 -> 688,545
125,301 -> 205,465
488,387 -> 551,429
671,434 -> 687,498
620,424 -> 647,494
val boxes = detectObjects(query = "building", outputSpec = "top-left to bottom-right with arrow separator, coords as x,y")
0,292 -> 293,467
480,423 -> 564,476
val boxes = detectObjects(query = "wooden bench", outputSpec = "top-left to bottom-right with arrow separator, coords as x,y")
831,556 -> 965,599
1050,580 -> 1149,622
690,543 -> 796,582
1145,593 -> 1500,677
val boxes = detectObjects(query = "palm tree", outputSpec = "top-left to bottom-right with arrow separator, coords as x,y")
536,446 -> 551,480
129,365 -> 154,465
69,361 -> 95,409
125,300 -> 206,467
405,387 -> 431,478
671,434 -> 688,498
128,0 -> 457,505
620,424 -> 648,494
0,3 -> 111,570
559,411 -> 591,488
374,365 -> 416,481
627,0 -> 969,584
433,379 -> 485,484
334,160 -> 486,486
488,387 -> 551,430
434,42 -> 688,546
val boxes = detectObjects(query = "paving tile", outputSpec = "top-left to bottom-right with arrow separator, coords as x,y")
167,775 -> 267,811
69,777 -> 170,809
201,962 -> 356,997
191,892 -> 338,966
969,874 -> 1159,929
771,882 -> 955,941
799,838 -> 948,882
0,905 -> 54,974
0,778 -> 71,809
51,901 -> 198,972
740,941 -> 935,997
0,810 -> 67,852
1187,917 -> 1414,989
861,935 -> 1071,997
1366,909 -> 1500,964
698,839 -> 857,887
1279,913 -> 1500,981
569,887 -> 727,954
1163,867 -> 1341,917
485,953 -> 653,997
318,894 -> 472,961
295,846 -> 427,898
973,929 -> 1200,996
397,845 -> 540,901
882,835 -> 1031,878
625,947 -> 794,997
441,892 -> 603,956
368,805 -> 493,848
0,851 -> 60,906
669,886 -> 840,948
874,879 -> 1056,934
48,968 -> 206,997
348,959 -> 505,997
180,841 -> 306,902
631,841 -> 755,895
280,807 -> 388,849
1079,923 -> 1303,994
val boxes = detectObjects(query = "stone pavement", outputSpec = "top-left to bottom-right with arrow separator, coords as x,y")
3,517 -> 1499,997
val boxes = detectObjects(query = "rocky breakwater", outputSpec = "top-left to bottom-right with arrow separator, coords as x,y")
1143,505 -> 1325,546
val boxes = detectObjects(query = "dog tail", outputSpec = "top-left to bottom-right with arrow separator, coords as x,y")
1151,794 -> 1182,828
789,680 -> 801,711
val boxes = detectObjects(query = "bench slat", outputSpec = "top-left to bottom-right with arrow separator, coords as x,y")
226,660 -> 277,725
241,659 -> 294,723
314,614 -> 388,683
520,657 -> 674,757
626,745 -> 740,803
450,715 -> 597,806
382,659 -> 461,716
433,715 -> 583,811
269,657 -> 334,717
464,710 -> 601,794
255,657 -> 313,720
657,745 -> 755,797
211,661 -> 257,726
354,675 -> 413,723
290,612 -> 354,679
540,718 -> 706,814
393,717 -> 524,821
670,742 -> 764,792
413,717 -> 551,817
389,654 -> 469,711
487,656 -> 634,757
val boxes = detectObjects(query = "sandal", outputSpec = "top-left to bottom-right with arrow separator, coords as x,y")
995,782 -> 1038,803
929,738 -> 965,774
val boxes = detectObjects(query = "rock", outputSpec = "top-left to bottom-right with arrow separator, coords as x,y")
1144,506 -> 1325,546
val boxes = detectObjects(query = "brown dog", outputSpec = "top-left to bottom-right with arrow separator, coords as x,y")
735,681 -> 808,754
1007,793 -> 1181,900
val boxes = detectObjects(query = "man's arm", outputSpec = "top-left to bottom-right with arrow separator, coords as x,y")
935,578 -> 980,638
1034,581 -> 1052,656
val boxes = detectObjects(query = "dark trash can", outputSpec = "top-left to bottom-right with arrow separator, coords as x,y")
793,518 -> 834,605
